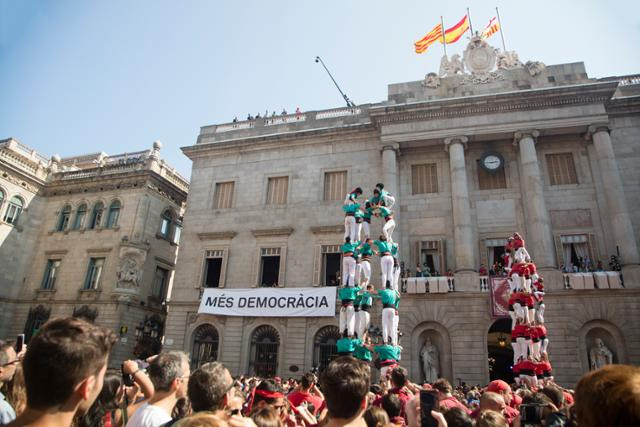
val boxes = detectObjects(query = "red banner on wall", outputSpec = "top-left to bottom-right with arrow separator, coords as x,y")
490,277 -> 511,318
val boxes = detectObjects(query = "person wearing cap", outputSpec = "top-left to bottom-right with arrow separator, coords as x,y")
484,380 -> 519,425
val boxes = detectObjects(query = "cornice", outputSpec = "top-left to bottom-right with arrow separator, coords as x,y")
370,81 -> 618,126
606,95 -> 640,117
310,225 -> 343,234
251,227 -> 294,237
197,231 -> 237,240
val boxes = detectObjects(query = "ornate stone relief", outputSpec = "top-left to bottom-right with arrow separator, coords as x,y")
421,72 -> 441,89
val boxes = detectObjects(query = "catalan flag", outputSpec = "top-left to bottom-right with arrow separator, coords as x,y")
441,15 -> 470,44
481,17 -> 500,40
414,23 -> 442,54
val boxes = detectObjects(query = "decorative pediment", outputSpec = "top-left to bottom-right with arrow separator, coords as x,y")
251,227 -> 294,237
197,231 -> 237,240
310,225 -> 343,235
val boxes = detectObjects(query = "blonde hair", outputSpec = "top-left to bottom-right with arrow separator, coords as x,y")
176,412 -> 229,427
476,410 -> 508,427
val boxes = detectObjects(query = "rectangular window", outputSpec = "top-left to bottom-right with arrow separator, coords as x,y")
213,182 -> 235,209
152,267 -> 170,299
266,177 -> 288,205
477,161 -> 507,190
324,171 -> 347,201
547,153 -> 578,185
203,250 -> 224,288
259,247 -> 281,287
412,163 -> 438,194
40,259 -> 61,290
321,245 -> 341,286
172,221 -> 182,245
83,258 -> 105,290
416,240 -> 446,276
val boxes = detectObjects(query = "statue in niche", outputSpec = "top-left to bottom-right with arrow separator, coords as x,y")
589,338 -> 614,370
117,256 -> 141,289
420,338 -> 440,383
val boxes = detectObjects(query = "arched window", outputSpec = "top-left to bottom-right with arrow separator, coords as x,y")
313,326 -> 341,372
56,205 -> 72,231
250,325 -> 280,377
106,200 -> 121,228
4,196 -> 24,225
73,204 -> 88,230
0,188 -> 5,209
172,216 -> 183,244
88,202 -> 104,229
159,209 -> 173,239
191,324 -> 220,368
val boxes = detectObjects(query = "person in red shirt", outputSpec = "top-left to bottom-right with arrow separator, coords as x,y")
519,357 -> 538,387
432,378 -> 471,414
287,372 -> 324,416
372,367 -> 413,421
485,380 -> 520,426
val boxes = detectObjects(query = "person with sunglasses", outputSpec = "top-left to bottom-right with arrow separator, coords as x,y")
0,340 -> 20,423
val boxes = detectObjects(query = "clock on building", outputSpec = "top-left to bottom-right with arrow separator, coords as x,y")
480,152 -> 504,173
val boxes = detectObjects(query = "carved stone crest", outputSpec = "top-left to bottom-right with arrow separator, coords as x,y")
463,36 -> 497,74
422,72 -> 441,89
115,245 -> 148,297
439,54 -> 465,78
496,50 -> 523,70
525,60 -> 546,77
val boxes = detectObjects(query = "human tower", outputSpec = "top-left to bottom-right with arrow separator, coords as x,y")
334,183 -> 403,379
505,233 -> 554,386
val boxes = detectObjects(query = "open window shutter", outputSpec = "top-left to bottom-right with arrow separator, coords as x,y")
439,239 -> 446,274
415,241 -> 422,267
587,234 -> 599,266
553,235 -> 564,268
312,245 -> 321,286
479,239 -> 487,268
278,246 -> 287,287
251,248 -> 260,288
219,248 -> 229,288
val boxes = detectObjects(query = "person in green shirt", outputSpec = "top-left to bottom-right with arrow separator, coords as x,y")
373,236 -> 395,289
343,187 -> 363,204
376,205 -> 396,244
371,183 -> 395,208
373,342 -> 401,380
391,242 -> 400,291
357,238 -> 374,287
356,284 -> 374,339
342,202 -> 360,243
375,285 -> 400,346
336,334 -> 362,356
362,201 -> 373,240
354,333 -> 373,363
340,237 -> 359,287
338,283 -> 361,337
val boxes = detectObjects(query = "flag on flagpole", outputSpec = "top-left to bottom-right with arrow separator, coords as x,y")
481,17 -> 500,40
440,15 -> 469,44
414,23 -> 442,54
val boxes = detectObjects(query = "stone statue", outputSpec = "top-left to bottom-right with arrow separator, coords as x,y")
422,72 -> 440,89
589,338 -> 613,370
117,256 -> 141,288
525,60 -> 546,77
420,338 -> 440,383
496,50 -> 523,70
439,54 -> 464,77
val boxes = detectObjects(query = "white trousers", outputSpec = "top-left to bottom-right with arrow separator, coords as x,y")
362,222 -> 370,240
541,337 -> 549,355
356,310 -> 370,339
344,216 -> 356,242
392,311 -> 399,345
392,265 -> 401,291
382,219 -> 396,243
360,260 -> 371,283
536,303 -> 545,324
380,255 -> 394,289
339,305 -> 355,336
355,263 -> 362,285
382,307 -> 396,345
355,222 -> 362,242
342,256 -> 356,287
383,194 -> 396,208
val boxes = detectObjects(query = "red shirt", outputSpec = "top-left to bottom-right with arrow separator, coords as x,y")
438,395 -> 471,414
470,406 -> 518,426
373,387 -> 412,419
287,391 -> 324,415
479,267 -> 488,275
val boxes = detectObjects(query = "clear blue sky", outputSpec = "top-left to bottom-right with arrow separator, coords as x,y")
1,0 -> 639,178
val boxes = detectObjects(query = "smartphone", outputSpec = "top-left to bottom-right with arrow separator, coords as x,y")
15,334 -> 25,354
419,390 -> 439,427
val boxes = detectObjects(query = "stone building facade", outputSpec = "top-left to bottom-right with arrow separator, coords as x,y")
0,139 -> 188,363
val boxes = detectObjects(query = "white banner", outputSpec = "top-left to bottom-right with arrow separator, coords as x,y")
198,287 -> 337,317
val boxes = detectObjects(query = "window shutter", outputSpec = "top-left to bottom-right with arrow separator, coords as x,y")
278,246 -> 287,287
251,248 -> 260,288
587,234 -> 599,265
554,235 -> 564,268
220,248 -> 229,288
439,239 -> 446,274
312,245 -> 321,286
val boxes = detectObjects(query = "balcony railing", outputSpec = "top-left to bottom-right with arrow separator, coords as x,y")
562,272 -> 623,289
401,276 -> 455,294
315,107 -> 361,120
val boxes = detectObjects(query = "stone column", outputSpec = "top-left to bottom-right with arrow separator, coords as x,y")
381,144 -> 404,259
514,131 -> 556,270
588,125 -> 640,285
444,137 -> 476,291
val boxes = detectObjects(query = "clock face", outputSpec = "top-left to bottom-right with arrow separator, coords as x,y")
483,154 -> 502,171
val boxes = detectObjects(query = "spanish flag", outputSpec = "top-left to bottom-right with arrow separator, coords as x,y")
440,15 -> 469,44
481,17 -> 500,40
414,23 -> 442,54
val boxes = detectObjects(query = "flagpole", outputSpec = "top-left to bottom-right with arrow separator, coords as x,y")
440,15 -> 447,57
496,6 -> 507,51
466,8 -> 474,35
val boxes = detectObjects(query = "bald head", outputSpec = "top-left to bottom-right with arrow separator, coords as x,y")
480,391 -> 506,413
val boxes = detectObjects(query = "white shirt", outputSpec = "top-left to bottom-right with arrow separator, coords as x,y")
126,402 -> 172,427
0,391 -> 17,424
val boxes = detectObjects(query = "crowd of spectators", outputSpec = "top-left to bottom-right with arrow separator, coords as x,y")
1,317 -> 639,427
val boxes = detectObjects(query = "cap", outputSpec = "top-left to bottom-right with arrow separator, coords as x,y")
486,380 -> 511,393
